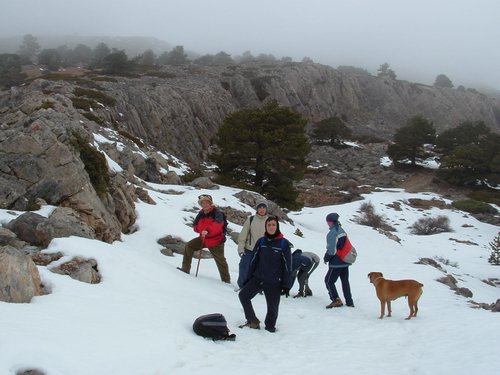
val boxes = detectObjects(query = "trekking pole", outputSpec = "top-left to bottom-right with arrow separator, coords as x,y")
195,237 -> 205,277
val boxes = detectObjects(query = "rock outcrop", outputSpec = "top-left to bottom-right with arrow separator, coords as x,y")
0,245 -> 45,303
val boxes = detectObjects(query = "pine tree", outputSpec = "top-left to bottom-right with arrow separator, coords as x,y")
213,100 -> 310,209
488,233 -> 500,265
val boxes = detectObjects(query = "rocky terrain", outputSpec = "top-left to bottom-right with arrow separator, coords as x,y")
1,61 -> 499,304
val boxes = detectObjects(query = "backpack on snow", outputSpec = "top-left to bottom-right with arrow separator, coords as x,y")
336,236 -> 357,264
193,313 -> 236,341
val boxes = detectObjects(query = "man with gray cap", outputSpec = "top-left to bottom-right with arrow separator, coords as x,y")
236,200 -> 269,289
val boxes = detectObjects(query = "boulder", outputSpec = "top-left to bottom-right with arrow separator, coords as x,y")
0,245 -> 45,303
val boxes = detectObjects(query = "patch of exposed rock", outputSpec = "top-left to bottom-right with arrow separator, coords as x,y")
0,245 -> 46,303
50,256 -> 101,284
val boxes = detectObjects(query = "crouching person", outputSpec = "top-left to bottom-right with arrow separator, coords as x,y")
291,249 -> 320,298
238,216 -> 292,333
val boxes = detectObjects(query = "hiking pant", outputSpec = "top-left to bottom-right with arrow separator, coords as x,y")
325,266 -> 353,305
237,250 -> 253,288
182,237 -> 230,283
297,260 -> 319,294
239,277 -> 282,329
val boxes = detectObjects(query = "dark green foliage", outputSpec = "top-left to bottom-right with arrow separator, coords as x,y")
437,121 -> 500,186
71,97 -> 96,111
436,121 -> 491,154
337,65 -> 371,76
311,116 -> 352,148
102,50 -> 130,74
91,43 -> 111,69
213,100 -> 310,209
17,34 -> 40,62
70,132 -> 110,196
451,199 -> 498,214
387,115 -> 436,165
82,112 -> 104,125
377,62 -> 396,79
434,74 -> 453,88
73,87 -> 116,106
0,53 -> 27,88
162,46 -> 188,65
38,49 -> 62,71
488,233 -> 500,265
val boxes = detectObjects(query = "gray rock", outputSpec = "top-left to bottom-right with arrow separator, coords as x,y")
0,245 -> 45,303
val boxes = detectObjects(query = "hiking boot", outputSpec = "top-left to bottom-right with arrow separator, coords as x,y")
346,302 -> 355,307
304,288 -> 313,297
238,320 -> 260,329
176,267 -> 189,274
265,326 -> 276,333
326,298 -> 343,308
293,291 -> 304,298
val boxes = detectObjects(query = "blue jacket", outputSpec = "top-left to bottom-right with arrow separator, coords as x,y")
324,223 -> 349,268
247,234 -> 293,288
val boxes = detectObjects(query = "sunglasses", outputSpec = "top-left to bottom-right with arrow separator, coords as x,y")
198,194 -> 212,201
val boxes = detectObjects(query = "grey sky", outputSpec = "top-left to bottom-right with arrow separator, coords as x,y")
2,0 -> 500,89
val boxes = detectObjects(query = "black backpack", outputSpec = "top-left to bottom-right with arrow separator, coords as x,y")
193,313 -> 236,341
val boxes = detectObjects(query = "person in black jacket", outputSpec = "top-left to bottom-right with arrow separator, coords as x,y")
238,216 -> 293,333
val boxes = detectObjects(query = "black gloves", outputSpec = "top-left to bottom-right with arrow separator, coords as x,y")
281,287 -> 290,298
323,254 -> 332,263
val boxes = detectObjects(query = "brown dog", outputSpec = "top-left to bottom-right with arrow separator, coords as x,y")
368,272 -> 423,320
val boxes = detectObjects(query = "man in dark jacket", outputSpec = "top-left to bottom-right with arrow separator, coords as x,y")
177,194 -> 230,283
238,217 -> 292,333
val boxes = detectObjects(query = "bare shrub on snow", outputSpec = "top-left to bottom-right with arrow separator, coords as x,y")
410,215 -> 452,235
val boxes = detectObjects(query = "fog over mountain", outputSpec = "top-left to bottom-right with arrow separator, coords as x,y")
1,0 -> 500,91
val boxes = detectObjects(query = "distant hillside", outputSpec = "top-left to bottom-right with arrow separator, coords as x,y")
0,34 -> 172,57
1,62 -> 499,166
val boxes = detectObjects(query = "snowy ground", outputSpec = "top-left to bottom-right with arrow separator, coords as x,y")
1,183 -> 499,375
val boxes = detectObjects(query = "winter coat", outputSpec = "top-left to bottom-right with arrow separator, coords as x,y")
247,234 -> 293,288
324,223 -> 349,268
237,213 -> 268,254
193,206 -> 225,248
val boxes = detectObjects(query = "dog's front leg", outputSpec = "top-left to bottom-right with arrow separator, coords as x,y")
379,300 -> 385,319
387,301 -> 392,317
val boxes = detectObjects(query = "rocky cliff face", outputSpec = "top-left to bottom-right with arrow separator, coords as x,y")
1,61 -> 500,242
2,62 -> 500,165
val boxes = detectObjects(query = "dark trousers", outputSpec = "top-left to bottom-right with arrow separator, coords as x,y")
325,267 -> 353,305
182,237 -> 230,283
297,261 -> 319,293
237,250 -> 253,288
239,277 -> 282,329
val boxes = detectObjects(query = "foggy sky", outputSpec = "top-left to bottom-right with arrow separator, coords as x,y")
2,0 -> 500,90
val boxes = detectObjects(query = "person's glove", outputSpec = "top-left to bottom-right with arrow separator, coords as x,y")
238,249 -> 244,257
281,287 -> 290,298
323,254 -> 332,263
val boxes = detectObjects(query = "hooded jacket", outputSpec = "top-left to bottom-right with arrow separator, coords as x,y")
324,222 -> 349,268
247,234 -> 293,288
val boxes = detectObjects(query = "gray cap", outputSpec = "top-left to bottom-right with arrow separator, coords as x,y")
255,200 -> 268,210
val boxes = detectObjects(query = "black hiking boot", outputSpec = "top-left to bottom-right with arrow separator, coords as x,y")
265,326 -> 276,333
304,287 -> 313,297
293,291 -> 304,298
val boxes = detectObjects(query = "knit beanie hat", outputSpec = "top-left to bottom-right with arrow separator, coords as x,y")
255,200 -> 268,210
326,213 -> 339,223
